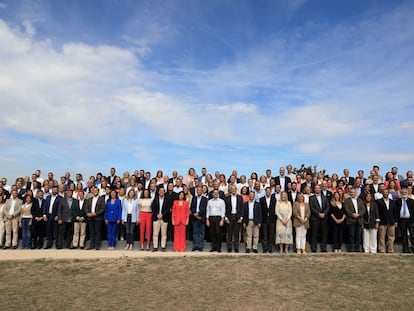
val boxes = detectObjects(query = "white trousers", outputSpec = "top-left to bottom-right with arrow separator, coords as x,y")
363,228 -> 377,253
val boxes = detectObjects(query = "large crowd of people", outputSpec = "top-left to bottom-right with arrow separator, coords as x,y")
1,165 -> 413,254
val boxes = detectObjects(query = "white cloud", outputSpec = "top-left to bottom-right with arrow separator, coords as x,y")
0,3 -> 7,9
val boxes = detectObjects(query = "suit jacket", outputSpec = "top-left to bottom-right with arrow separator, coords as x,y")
190,195 -> 208,222
274,176 -> 291,191
321,190 -> 332,202
3,198 -> 23,218
31,198 -> 45,218
292,202 -> 311,229
58,198 -> 78,222
287,191 -> 299,206
309,194 -> 330,221
376,198 -> 398,225
208,190 -> 225,200
344,197 -> 366,225
301,182 -> 315,193
43,195 -> 62,218
72,199 -> 87,221
107,175 -> 118,187
395,197 -> 414,223
151,195 -> 172,222
344,176 -> 355,186
259,195 -> 276,224
243,201 -> 262,225
84,196 -> 106,221
224,194 -> 244,220
172,200 -> 189,225
363,201 -> 380,229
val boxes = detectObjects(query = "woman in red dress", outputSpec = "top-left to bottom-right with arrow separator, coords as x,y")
172,191 -> 189,252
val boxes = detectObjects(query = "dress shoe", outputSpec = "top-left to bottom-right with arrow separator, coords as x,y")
95,247 -> 100,250
37,245 -> 43,249
12,246 -> 18,249
227,249 -> 232,253
152,248 -> 158,252
198,248 -> 203,252
191,248 -> 197,251
3,246 -> 10,249
246,249 -> 251,253
161,248 -> 166,252
217,249 -> 221,253
86,246 -> 95,250
80,246 -> 85,250
253,249 -> 258,253
268,249 -> 273,253
44,246 -> 51,249
209,248 -> 217,252
70,246 -> 77,249
234,249 -> 239,253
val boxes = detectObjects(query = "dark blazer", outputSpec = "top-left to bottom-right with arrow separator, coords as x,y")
287,191 -> 299,205
274,176 -> 291,191
344,197 -> 366,225
301,182 -> 315,193
369,183 -> 381,194
208,190 -> 225,200
190,195 -> 208,222
259,195 -> 276,223
107,175 -> 118,187
321,190 -> 332,202
31,198 -> 45,218
58,198 -> 78,222
84,196 -> 106,221
363,201 -> 380,229
43,195 -> 62,218
72,199 -> 87,221
243,201 -> 262,225
165,191 -> 178,204
344,176 -> 355,186
395,198 -> 414,223
224,194 -> 244,220
376,198 -> 398,225
309,194 -> 330,221
151,195 -> 172,222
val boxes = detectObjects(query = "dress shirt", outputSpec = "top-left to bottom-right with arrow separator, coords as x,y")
280,176 -> 286,192
265,196 -> 271,208
401,198 -> 410,218
9,198 -> 16,215
91,196 -> 98,213
196,196 -> 201,213
158,197 -> 164,213
206,198 -> 225,218
79,199 -> 84,210
351,198 -> 358,214
248,201 -> 254,219
127,200 -> 133,214
316,195 -> 322,209
49,195 -> 56,214
231,195 -> 237,214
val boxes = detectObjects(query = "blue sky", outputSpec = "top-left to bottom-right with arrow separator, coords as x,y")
1,0 -> 413,182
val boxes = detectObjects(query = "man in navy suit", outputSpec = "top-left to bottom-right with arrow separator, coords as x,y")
396,188 -> 414,253
43,185 -> 61,249
224,185 -> 244,253
376,188 -> 398,253
243,191 -> 262,253
260,187 -> 276,253
274,167 -> 291,193
151,187 -> 171,251
190,186 -> 208,251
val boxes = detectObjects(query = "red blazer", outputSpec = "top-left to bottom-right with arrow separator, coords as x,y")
172,200 -> 189,225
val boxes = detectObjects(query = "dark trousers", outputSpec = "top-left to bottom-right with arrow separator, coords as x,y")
227,215 -> 241,251
58,222 -> 74,248
209,216 -> 222,250
32,219 -> 45,248
347,223 -> 362,252
331,222 -> 344,250
46,216 -> 58,247
311,219 -> 328,252
88,218 -> 103,248
192,220 -> 205,249
399,219 -> 414,252
261,222 -> 276,252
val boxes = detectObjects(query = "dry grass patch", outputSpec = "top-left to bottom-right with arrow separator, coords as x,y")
0,254 -> 413,310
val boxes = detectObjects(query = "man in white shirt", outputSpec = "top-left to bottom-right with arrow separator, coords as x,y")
243,191 -> 262,253
206,189 -> 225,252
3,190 -> 23,249
344,188 -> 366,252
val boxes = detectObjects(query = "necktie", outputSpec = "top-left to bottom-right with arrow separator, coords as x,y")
403,199 -> 408,217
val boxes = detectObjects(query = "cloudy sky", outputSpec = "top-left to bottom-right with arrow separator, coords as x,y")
1,0 -> 413,182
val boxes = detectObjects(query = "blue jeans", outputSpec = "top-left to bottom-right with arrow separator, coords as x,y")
21,218 -> 32,248
125,222 -> 135,244
348,223 -> 362,252
192,220 -> 205,249
106,222 -> 118,247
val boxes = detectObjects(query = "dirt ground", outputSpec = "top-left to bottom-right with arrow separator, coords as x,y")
0,250 -> 413,311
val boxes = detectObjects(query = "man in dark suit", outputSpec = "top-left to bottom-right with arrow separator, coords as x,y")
243,191 -> 262,253
107,167 -> 117,187
224,185 -> 244,252
208,181 -> 225,200
43,185 -> 61,249
151,187 -> 171,251
343,168 -> 355,186
376,188 -> 398,253
344,188 -> 366,252
274,167 -> 291,193
396,188 -> 414,253
260,187 -> 276,253
309,185 -> 330,252
301,174 -> 315,193
31,190 -> 46,249
321,181 -> 332,201
288,182 -> 299,205
85,186 -> 106,250
57,190 -> 77,249
190,186 -> 208,251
